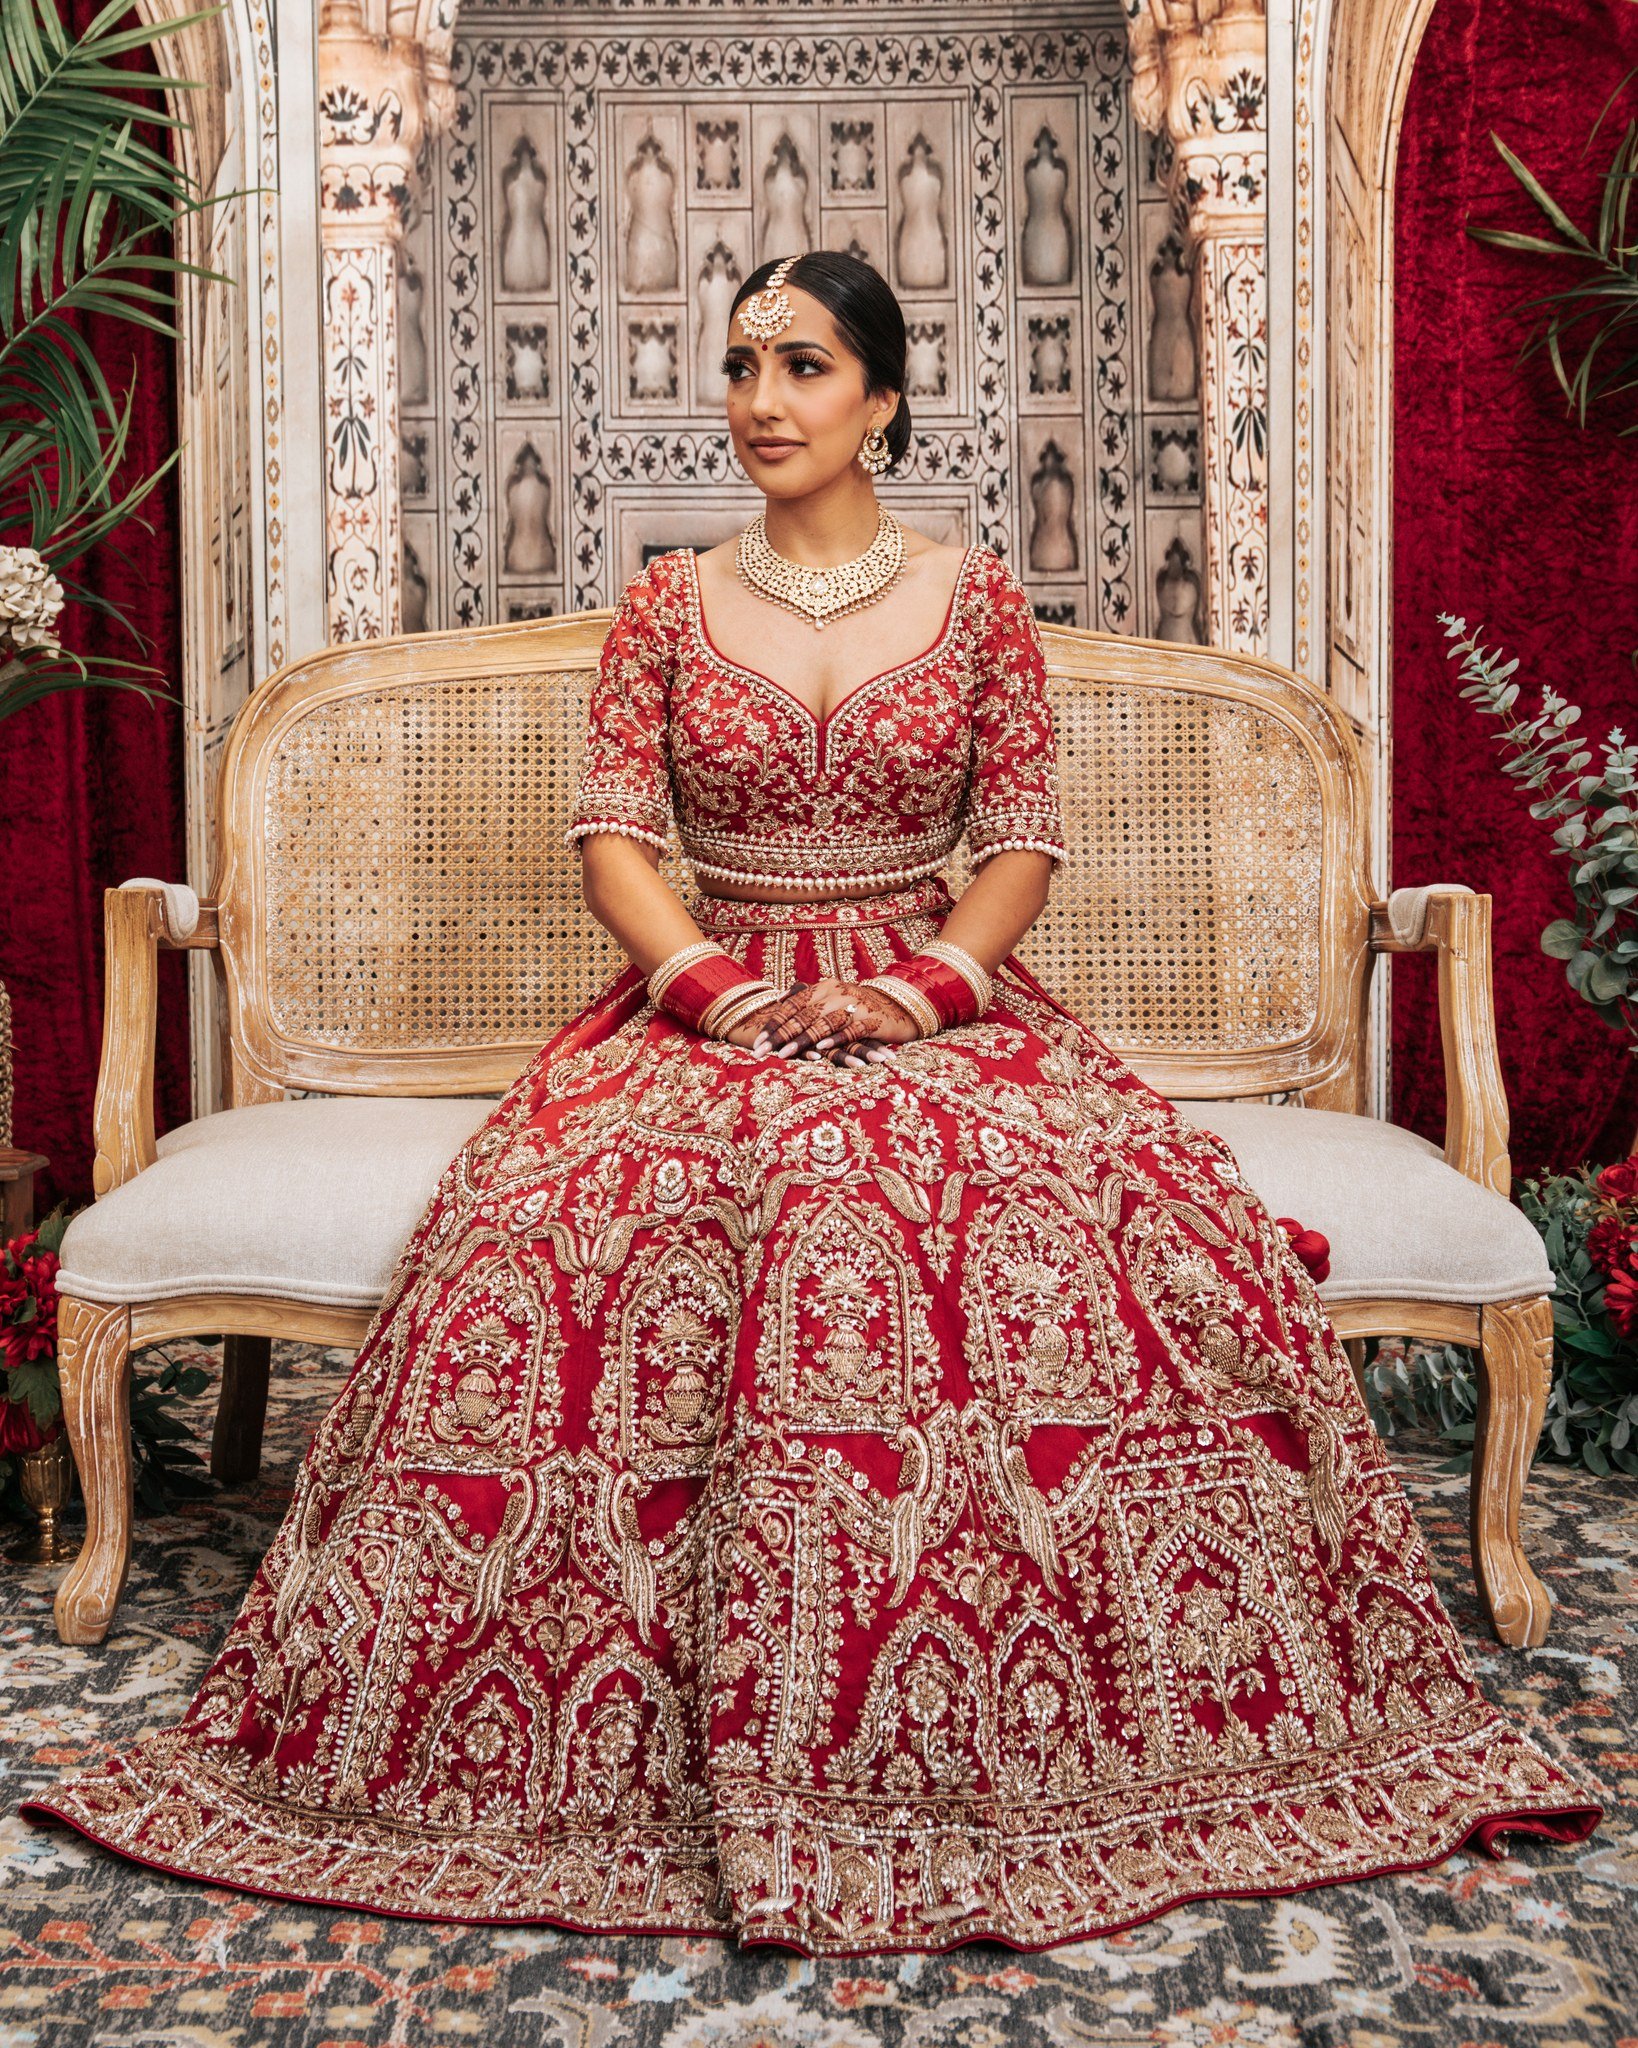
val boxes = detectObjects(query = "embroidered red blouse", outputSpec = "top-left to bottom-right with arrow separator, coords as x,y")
564,543 -> 1068,893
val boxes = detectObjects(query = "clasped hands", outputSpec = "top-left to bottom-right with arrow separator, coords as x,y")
717,977 -> 922,1066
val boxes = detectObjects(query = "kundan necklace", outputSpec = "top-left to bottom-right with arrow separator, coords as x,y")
736,508 -> 906,630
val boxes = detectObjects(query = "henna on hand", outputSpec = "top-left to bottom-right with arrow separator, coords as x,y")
749,981 -> 822,1056
755,978 -> 921,1060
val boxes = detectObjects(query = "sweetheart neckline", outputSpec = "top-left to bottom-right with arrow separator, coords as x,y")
679,541 -> 978,737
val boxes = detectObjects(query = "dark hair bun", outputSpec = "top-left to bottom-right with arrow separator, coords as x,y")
884,391 -> 913,473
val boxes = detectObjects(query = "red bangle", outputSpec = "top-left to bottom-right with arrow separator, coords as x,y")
651,950 -> 764,1032
880,952 -> 982,1028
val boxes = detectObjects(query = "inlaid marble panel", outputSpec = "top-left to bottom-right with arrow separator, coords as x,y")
418,7 -> 1180,633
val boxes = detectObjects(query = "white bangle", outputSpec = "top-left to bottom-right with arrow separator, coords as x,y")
646,940 -> 725,1007
867,974 -> 940,1039
919,938 -> 993,1014
701,980 -> 781,1037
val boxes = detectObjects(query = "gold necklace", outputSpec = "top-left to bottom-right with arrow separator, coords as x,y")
735,509 -> 906,631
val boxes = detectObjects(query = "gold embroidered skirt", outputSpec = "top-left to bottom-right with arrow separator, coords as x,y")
21,878 -> 1601,1954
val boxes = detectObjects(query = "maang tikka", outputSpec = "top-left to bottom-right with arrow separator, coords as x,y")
738,256 -> 798,342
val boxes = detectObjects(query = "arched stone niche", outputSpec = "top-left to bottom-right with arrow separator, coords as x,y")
316,0 -> 1273,656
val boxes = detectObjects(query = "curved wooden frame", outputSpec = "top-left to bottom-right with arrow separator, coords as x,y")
54,613 -> 1546,1651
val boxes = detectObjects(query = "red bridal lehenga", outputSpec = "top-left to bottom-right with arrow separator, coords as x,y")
23,544 -> 1601,1955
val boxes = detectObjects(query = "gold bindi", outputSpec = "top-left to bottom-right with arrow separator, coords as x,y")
738,255 -> 798,342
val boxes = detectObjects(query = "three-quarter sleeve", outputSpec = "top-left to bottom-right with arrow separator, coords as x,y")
563,559 -> 676,853
962,550 -> 1069,871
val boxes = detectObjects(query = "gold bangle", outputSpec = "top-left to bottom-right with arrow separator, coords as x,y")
919,938 -> 993,1013
867,974 -> 940,1039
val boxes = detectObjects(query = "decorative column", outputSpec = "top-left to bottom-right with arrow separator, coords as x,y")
1125,0 -> 1268,653
318,2 -> 456,643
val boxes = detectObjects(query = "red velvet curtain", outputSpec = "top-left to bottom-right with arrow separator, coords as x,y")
1393,0 -> 1638,1176
0,0 -> 189,1213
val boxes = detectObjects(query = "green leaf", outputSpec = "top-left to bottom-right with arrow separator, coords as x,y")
4,1358 -> 61,1428
1560,1323 -> 1620,1358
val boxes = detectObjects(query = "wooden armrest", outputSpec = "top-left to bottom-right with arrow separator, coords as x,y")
92,881 -> 220,1197
1368,884 -> 1510,1195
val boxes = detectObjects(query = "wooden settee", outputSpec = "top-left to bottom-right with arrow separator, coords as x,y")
50,613 -> 1557,1650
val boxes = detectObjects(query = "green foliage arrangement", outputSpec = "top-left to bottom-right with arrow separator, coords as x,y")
1441,615 -> 1638,1051
1365,1154 -> 1638,1478
1366,1338 -> 1479,1469
0,0 -> 226,722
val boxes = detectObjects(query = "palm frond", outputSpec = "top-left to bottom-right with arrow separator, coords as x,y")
1467,87 -> 1638,433
0,647 -> 179,722
0,0 -> 237,725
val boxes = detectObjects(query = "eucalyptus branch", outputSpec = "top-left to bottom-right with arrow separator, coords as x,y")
1442,613 -> 1638,1045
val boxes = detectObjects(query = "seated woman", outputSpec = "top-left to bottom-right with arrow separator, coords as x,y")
20,251 -> 1601,1956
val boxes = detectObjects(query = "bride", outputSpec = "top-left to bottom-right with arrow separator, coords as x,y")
21,251 -> 1600,1955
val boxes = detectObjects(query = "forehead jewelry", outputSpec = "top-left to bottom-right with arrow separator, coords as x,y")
738,255 -> 798,343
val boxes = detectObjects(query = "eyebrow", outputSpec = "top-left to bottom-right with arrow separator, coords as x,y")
722,338 -> 835,359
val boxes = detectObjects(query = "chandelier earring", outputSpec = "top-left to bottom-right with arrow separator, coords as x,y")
857,423 -> 892,476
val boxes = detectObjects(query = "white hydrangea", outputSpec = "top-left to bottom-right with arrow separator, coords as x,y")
0,544 -> 65,653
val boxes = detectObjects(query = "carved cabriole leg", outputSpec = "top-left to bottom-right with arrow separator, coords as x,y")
53,1296 -> 133,1646
212,1334 -> 272,1484
1473,1294 -> 1554,1648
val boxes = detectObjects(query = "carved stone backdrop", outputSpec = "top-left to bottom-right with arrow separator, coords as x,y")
385,4 -> 1243,643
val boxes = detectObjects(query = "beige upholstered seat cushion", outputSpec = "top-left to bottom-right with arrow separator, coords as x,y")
1171,1099 -> 1552,1305
57,1094 -> 1550,1316
57,1098 -> 497,1309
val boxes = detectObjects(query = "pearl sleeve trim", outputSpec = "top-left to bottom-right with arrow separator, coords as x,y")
563,819 -> 671,853
971,836 -> 1067,868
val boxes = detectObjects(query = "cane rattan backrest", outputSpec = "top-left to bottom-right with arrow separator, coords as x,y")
211,613 -> 1374,1103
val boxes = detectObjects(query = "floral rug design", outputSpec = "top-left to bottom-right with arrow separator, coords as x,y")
1,1342 -> 1634,2046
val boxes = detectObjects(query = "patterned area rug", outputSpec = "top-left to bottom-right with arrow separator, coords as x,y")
1,1342 -> 1634,2047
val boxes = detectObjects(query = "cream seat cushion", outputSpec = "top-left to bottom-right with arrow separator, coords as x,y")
56,1094 -> 1550,1315
57,1098 -> 498,1310
1171,1099 -> 1552,1305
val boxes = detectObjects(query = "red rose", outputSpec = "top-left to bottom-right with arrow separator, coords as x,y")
1588,1217 -> 1636,1277
0,1233 -> 59,1370
0,1313 -> 55,1369
1276,1216 -> 1332,1285
0,1395 -> 55,1457
1595,1157 -> 1638,1202
1605,1266 -> 1638,1339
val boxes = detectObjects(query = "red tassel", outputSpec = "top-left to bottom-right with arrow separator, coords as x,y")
1276,1215 -> 1331,1284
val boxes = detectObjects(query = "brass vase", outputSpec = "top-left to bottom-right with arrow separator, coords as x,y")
9,1432 -> 76,1563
